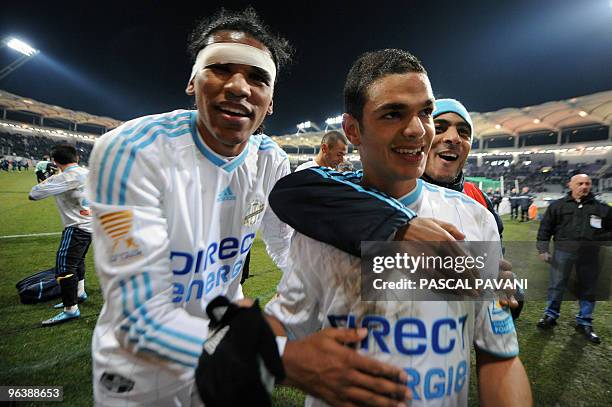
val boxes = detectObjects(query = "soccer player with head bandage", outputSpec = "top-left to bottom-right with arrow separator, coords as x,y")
88,8 -> 415,407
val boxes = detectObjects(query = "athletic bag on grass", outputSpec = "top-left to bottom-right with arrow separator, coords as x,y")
16,268 -> 61,304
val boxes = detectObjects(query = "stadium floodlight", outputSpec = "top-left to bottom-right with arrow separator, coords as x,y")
324,115 -> 343,131
296,120 -> 320,134
5,38 -> 39,57
296,121 -> 312,130
578,111 -> 588,117
533,119 -> 541,124
495,124 -> 502,129
325,115 -> 343,125
0,37 -> 40,81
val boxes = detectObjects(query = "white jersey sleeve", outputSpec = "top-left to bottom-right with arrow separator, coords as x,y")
89,121 -> 208,377
29,170 -> 81,200
265,232 -> 327,339
473,208 -> 519,358
260,157 -> 293,271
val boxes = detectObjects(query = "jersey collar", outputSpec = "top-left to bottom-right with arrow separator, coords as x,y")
189,111 -> 250,173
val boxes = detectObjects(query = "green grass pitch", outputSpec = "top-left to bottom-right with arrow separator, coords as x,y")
1,170 -> 611,406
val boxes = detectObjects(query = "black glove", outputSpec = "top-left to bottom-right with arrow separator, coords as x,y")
195,296 -> 285,407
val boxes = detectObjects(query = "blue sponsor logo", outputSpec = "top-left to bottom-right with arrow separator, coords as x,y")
169,233 -> 255,303
327,313 -> 469,401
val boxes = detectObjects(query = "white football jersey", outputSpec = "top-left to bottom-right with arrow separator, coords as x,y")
29,165 -> 92,233
88,110 -> 292,405
266,177 -> 519,407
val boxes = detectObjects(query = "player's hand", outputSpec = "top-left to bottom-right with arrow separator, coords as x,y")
497,259 -> 519,309
283,327 -> 411,407
538,252 -> 552,263
235,298 -> 255,308
395,218 -> 465,242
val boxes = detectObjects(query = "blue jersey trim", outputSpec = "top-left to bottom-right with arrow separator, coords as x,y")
399,179 -> 423,207
422,181 -> 477,206
117,126 -> 190,205
123,326 -> 202,359
309,167 -> 416,219
119,273 -> 205,347
190,111 -> 225,167
222,143 -> 250,172
189,111 -> 251,173
98,112 -> 191,204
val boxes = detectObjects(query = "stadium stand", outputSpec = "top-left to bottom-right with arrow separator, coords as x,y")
0,90 -> 117,166
271,91 -> 612,196
1,88 -> 610,196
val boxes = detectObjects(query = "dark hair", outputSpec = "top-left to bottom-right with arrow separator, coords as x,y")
321,130 -> 349,148
188,7 -> 293,79
51,143 -> 78,165
344,49 -> 426,122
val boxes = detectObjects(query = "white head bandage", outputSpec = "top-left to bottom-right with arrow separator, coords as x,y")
188,42 -> 277,86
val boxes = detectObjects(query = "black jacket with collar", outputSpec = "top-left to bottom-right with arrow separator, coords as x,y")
536,192 -> 612,253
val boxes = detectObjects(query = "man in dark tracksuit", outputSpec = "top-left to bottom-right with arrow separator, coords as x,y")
518,186 -> 534,222
509,188 -> 519,220
536,174 -> 612,343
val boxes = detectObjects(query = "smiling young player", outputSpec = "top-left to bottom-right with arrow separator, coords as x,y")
266,49 -> 532,406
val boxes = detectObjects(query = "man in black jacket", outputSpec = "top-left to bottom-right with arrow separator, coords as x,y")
536,174 -> 612,343
518,186 -> 534,222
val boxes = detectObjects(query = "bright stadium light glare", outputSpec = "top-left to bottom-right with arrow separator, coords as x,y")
495,124 -> 502,129
325,115 -> 343,125
5,37 -> 39,56
578,110 -> 588,117
296,121 -> 312,130
533,118 -> 541,124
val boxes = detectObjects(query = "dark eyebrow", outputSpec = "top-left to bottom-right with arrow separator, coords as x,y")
250,66 -> 272,82
374,99 -> 434,113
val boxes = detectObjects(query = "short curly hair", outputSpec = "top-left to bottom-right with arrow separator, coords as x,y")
188,7 -> 293,81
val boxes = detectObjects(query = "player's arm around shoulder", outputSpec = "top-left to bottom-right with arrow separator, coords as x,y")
476,348 -> 532,407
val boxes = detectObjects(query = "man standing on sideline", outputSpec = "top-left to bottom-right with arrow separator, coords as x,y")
509,187 -> 519,220
518,186 -> 534,222
29,143 -> 91,325
88,8 -> 410,406
294,130 -> 348,171
536,174 -> 612,343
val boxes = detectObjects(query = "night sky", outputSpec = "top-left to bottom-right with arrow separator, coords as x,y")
1,0 -> 611,135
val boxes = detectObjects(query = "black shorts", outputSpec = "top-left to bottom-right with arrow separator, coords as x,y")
55,226 -> 92,280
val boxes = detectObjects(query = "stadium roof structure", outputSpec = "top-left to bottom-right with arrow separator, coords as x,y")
472,90 -> 612,138
0,89 -> 122,130
271,90 -> 612,148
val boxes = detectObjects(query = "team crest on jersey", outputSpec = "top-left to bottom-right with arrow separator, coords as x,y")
98,210 -> 143,264
243,200 -> 265,226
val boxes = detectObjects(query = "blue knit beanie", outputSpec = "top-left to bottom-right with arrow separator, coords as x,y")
433,98 -> 473,138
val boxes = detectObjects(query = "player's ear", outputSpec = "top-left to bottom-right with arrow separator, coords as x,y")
342,113 -> 361,146
185,79 -> 195,96
267,99 -> 274,115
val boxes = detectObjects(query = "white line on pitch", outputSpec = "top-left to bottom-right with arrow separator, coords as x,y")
0,232 -> 62,239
